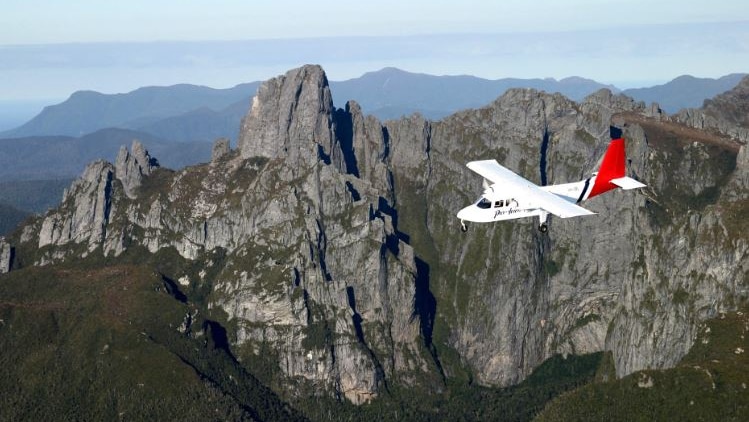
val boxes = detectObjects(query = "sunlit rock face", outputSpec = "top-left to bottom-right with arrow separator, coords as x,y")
11,67 -> 749,401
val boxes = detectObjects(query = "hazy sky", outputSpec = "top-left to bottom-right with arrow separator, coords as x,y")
1,0 -> 747,105
3,0 -> 747,43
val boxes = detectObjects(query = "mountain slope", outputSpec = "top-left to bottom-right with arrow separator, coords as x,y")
673,75 -> 749,145
623,73 -> 747,113
2,65 -> 748,419
535,307 -> 749,421
135,97 -> 251,142
5,69 -> 744,143
0,260 -> 304,421
2,69 -> 617,139
0,128 -> 210,180
0,179 -> 74,214
1,83 -> 259,139
330,67 -> 618,119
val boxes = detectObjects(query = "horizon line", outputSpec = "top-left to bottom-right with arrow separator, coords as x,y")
2,19 -> 747,47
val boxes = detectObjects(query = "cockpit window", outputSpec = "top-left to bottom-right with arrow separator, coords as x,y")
477,197 -> 492,209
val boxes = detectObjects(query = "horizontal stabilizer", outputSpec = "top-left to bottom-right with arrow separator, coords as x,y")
611,176 -> 646,190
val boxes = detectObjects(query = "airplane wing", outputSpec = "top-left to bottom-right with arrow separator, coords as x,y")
466,159 -> 594,218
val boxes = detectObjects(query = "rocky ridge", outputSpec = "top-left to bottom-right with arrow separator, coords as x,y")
4,65 -> 748,402
17,66 -> 428,404
674,75 -> 749,142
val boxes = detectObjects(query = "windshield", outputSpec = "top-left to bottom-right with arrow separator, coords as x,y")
477,197 -> 492,209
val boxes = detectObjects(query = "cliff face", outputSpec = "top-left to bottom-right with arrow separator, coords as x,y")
18,66 -> 428,404
6,65 -> 748,400
387,86 -> 748,383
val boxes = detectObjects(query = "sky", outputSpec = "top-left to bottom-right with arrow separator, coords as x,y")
2,0 -> 747,43
0,0 -> 747,119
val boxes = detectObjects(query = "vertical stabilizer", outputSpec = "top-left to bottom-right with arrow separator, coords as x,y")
587,128 -> 629,198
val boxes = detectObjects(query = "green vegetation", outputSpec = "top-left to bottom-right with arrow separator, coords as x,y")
0,252 -> 304,421
535,309 -> 749,421
292,352 -> 606,422
3,88 -> 747,421
638,119 -> 737,217
0,247 -> 609,421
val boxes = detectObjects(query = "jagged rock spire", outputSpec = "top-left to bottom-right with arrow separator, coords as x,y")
238,65 -> 345,172
38,160 -> 115,251
115,140 -> 158,198
211,137 -> 231,162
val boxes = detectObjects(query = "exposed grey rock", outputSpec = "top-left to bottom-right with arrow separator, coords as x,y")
38,160 -> 115,254
16,65 -> 749,402
26,65 -> 428,403
644,102 -> 664,120
0,237 -> 12,273
115,140 -> 157,198
384,83 -> 747,386
673,76 -> 749,142
211,137 -> 231,162
674,109 -> 749,142
726,144 -> 749,198
339,101 -> 392,195
238,65 -> 346,174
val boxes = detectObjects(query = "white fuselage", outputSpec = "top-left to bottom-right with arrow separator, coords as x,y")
456,176 -> 596,224
458,138 -> 646,230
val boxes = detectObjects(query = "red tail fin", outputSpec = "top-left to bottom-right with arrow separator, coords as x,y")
587,138 -> 626,198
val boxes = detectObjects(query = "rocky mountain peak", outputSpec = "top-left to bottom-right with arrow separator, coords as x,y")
17,65 -> 431,404
39,159 -> 115,253
115,140 -> 158,198
583,88 -> 645,113
238,64 -> 345,173
674,75 -> 749,142
210,137 -> 231,162
4,64 -> 749,410
702,75 -> 749,128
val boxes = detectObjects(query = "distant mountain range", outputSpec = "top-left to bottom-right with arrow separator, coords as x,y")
622,74 -> 748,113
330,67 -> 619,119
3,69 -> 745,142
2,65 -> 747,420
0,202 -> 29,236
0,128 -> 211,181
2,83 -> 260,141
0,178 -> 73,214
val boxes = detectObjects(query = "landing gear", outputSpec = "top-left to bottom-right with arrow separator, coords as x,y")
537,211 -> 549,234
460,220 -> 468,233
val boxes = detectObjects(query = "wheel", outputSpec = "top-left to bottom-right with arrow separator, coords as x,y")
538,223 -> 548,233
460,220 -> 468,233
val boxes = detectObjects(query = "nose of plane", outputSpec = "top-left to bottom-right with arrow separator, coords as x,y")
456,206 -> 470,220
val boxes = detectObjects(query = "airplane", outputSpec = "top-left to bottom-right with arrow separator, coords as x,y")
457,133 -> 646,233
